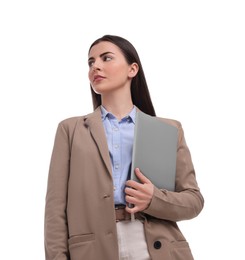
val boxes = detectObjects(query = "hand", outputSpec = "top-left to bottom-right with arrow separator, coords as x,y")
125,168 -> 154,214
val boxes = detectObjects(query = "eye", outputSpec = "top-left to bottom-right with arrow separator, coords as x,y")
88,60 -> 94,67
103,55 -> 112,62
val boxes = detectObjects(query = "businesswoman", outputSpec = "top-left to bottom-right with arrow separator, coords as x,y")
44,35 -> 204,260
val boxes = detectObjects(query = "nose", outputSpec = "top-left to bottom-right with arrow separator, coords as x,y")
91,60 -> 101,72
92,65 -> 100,72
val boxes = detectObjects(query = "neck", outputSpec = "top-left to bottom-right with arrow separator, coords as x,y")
101,90 -> 134,120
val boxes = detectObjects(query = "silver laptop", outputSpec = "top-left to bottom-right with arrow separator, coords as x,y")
130,111 -> 178,191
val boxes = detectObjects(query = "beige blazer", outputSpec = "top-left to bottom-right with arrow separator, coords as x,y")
44,107 -> 204,260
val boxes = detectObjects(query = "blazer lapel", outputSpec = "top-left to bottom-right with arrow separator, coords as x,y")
84,107 -> 112,177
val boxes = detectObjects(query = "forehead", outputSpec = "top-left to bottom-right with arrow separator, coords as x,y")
88,41 -> 123,58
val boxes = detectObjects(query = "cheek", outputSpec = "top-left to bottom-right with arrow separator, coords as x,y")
88,70 -> 93,82
110,66 -> 127,78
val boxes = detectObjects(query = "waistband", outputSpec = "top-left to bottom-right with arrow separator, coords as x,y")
115,204 -> 141,222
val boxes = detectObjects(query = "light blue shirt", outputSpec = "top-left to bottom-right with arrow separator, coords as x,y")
101,106 -> 136,205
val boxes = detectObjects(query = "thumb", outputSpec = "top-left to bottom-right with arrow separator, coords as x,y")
135,168 -> 151,184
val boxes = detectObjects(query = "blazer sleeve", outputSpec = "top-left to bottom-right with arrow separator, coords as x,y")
44,121 -> 71,260
143,122 -> 204,222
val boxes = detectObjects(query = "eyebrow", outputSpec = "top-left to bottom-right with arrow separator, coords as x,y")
88,51 -> 115,62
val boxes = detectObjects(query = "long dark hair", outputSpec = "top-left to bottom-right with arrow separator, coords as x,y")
88,35 -> 156,116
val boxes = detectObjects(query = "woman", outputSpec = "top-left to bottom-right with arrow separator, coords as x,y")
44,35 -> 204,260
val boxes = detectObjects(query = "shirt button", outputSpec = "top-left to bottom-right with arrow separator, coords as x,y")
113,127 -> 119,131
114,144 -> 119,149
115,164 -> 119,169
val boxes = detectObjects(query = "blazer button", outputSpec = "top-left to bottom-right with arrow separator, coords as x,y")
154,241 -> 162,249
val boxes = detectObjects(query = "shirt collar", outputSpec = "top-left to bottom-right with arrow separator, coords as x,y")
100,105 -> 136,124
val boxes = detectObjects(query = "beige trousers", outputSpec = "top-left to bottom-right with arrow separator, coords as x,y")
116,219 -> 151,260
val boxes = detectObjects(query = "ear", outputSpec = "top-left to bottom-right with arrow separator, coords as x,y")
128,62 -> 139,78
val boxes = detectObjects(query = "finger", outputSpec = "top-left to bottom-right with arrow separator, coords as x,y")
125,204 -> 140,214
125,187 -> 137,196
134,168 -> 151,184
125,181 -> 143,192
125,188 -> 150,204
125,194 -> 138,205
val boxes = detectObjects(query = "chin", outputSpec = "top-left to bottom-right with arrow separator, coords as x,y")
92,85 -> 114,95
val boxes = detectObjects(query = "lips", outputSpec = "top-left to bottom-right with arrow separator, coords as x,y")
93,75 -> 105,83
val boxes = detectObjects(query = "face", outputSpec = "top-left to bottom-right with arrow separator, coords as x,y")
88,41 -> 138,95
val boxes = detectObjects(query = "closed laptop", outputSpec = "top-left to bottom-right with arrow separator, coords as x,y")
130,111 -> 178,191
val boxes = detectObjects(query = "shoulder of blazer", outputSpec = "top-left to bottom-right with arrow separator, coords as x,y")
57,107 -> 101,136
56,116 -> 85,149
59,116 -> 85,131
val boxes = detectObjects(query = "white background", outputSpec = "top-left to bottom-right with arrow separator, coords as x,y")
1,0 -> 245,259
